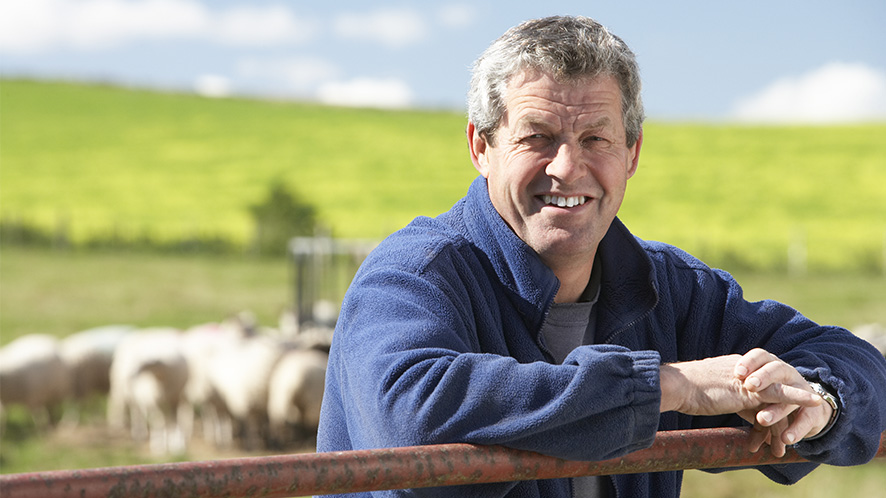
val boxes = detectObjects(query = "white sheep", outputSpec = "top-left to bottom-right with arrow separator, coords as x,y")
282,326 -> 331,355
279,300 -> 339,339
0,334 -> 71,432
853,323 -> 886,357
206,334 -> 290,449
58,325 -> 134,425
107,327 -> 189,455
179,318 -> 250,445
267,348 -> 328,448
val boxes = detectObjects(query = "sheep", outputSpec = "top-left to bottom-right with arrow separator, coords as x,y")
107,327 -> 189,455
0,334 -> 71,432
311,299 -> 340,330
267,348 -> 328,449
278,305 -> 335,353
206,333 -> 291,450
179,317 -> 251,445
58,325 -> 134,425
279,300 -> 339,338
853,323 -> 886,357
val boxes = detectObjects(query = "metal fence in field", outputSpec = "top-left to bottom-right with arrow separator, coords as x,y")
2,428 -> 884,498
289,236 -> 377,328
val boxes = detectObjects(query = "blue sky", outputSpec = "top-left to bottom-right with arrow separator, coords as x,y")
2,0 -> 885,122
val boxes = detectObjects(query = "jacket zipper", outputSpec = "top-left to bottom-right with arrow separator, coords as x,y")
535,283 -> 559,363
602,304 -> 656,346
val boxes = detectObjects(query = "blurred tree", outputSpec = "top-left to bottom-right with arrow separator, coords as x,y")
249,181 -> 317,257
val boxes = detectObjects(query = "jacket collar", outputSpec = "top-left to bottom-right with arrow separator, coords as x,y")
596,218 -> 660,341
461,176 -> 559,327
459,176 -> 659,335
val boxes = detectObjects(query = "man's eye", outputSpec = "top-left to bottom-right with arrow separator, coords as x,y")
583,136 -> 612,148
518,134 -> 550,145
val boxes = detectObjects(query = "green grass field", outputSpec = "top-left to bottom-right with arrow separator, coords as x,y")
1,247 -> 884,494
2,247 -> 884,344
3,79 -> 886,272
1,79 -> 474,245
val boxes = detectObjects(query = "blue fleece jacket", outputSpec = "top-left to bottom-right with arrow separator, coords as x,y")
317,176 -> 886,497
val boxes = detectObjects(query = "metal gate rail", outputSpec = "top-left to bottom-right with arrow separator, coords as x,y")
2,428 -> 884,497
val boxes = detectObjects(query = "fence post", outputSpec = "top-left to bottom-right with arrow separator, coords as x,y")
882,227 -> 886,277
788,226 -> 807,277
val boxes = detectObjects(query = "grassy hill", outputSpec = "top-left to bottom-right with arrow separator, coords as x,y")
1,79 -> 474,243
2,79 -> 885,272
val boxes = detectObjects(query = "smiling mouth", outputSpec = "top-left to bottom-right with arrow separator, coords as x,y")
541,195 -> 588,208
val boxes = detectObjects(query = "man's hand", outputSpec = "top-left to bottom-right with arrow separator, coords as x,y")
734,349 -> 835,456
660,350 -> 828,457
660,353 -> 820,415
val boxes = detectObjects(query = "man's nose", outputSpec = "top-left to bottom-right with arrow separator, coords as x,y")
545,142 -> 588,183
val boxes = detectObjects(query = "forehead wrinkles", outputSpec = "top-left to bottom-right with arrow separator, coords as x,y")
513,103 -> 612,129
502,75 -> 622,134
506,97 -> 617,137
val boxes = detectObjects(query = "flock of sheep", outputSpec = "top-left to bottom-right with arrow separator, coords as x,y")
2,305 -> 885,459
0,308 -> 335,455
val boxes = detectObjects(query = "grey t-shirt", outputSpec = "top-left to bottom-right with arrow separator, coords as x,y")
541,257 -> 602,363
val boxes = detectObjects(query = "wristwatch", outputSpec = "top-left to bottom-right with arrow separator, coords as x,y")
804,381 -> 840,441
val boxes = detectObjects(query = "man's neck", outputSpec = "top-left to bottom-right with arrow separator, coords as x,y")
552,255 -> 597,303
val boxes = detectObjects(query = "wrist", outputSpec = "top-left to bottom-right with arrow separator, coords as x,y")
804,381 -> 840,441
659,363 -> 686,413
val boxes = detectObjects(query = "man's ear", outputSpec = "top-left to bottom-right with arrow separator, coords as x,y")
467,122 -> 491,177
627,129 -> 643,179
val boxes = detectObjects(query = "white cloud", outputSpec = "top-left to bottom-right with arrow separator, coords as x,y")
0,1 -> 63,54
69,0 -> 208,50
436,4 -> 476,29
214,5 -> 316,47
0,0 -> 207,53
333,8 -> 427,48
194,74 -> 231,98
237,56 -> 341,92
317,78 -> 413,109
0,0 -> 316,54
732,62 -> 886,123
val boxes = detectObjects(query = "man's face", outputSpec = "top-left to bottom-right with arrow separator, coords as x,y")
469,71 -> 642,271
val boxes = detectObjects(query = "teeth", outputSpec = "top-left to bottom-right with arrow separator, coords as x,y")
543,195 -> 586,207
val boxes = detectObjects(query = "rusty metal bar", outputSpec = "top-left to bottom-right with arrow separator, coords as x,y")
2,428 -> 884,498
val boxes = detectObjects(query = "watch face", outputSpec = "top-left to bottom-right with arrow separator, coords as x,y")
804,381 -> 839,441
811,382 -> 837,407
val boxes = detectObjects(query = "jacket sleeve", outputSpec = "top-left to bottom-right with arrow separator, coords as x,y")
676,264 -> 886,483
328,258 -> 663,462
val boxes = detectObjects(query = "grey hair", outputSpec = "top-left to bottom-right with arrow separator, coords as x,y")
467,15 -> 644,147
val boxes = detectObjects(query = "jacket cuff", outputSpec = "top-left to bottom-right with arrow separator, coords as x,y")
628,352 -> 665,450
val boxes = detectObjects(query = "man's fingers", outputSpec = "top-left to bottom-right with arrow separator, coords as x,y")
738,409 -> 769,453
768,423 -> 788,458
770,417 -> 791,457
756,402 -> 798,427
748,423 -> 769,453
734,348 -> 774,379
743,359 -> 802,391
782,404 -> 831,445
741,359 -> 823,408
747,416 -> 790,458
732,349 -> 831,453
754,383 -> 823,407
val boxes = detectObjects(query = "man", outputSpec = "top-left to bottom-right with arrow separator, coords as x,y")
317,16 -> 886,497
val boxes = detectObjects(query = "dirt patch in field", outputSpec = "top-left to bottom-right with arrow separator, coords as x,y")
3,416 -> 316,474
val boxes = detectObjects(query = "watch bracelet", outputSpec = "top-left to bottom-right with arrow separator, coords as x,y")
802,380 -> 840,441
